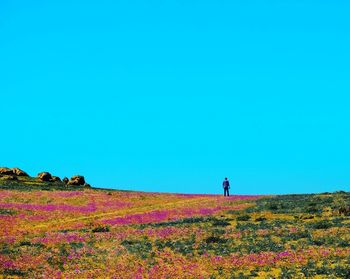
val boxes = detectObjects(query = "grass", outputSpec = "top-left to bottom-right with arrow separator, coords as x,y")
0,175 -> 86,191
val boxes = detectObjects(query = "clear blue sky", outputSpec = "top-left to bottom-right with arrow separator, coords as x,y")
1,1 -> 349,194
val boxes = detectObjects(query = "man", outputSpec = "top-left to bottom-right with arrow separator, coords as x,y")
223,177 -> 230,196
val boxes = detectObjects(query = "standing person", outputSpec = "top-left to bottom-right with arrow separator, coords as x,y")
223,177 -> 230,196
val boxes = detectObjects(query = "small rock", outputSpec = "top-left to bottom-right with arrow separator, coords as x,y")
63,177 -> 69,184
84,183 -> 91,188
37,172 -> 52,182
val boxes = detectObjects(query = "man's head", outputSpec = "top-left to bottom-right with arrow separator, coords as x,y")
225,177 -> 228,180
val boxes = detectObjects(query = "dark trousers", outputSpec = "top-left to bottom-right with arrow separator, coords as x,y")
224,187 -> 229,196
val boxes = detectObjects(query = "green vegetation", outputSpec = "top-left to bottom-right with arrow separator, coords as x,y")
0,176 -> 86,191
245,192 -> 350,214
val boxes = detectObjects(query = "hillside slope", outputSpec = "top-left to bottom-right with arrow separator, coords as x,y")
0,185 -> 349,278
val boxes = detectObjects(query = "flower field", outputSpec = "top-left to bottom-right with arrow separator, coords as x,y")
0,188 -> 349,278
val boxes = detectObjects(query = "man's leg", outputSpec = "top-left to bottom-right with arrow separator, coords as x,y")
227,188 -> 229,196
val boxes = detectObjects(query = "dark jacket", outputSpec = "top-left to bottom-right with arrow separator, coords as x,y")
223,180 -> 230,188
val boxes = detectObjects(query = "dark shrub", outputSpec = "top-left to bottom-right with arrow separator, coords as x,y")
255,216 -> 267,222
311,220 -> 332,230
0,208 -> 16,215
268,204 -> 279,210
205,236 -> 227,244
236,215 -> 251,221
212,219 -> 231,226
92,225 -> 110,233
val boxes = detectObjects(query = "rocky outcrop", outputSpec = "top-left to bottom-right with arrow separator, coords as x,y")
0,167 -> 91,188
0,167 -> 29,176
37,172 -> 52,182
38,172 -> 62,182
68,175 -> 85,186
0,167 -> 14,175
11,168 -> 29,177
